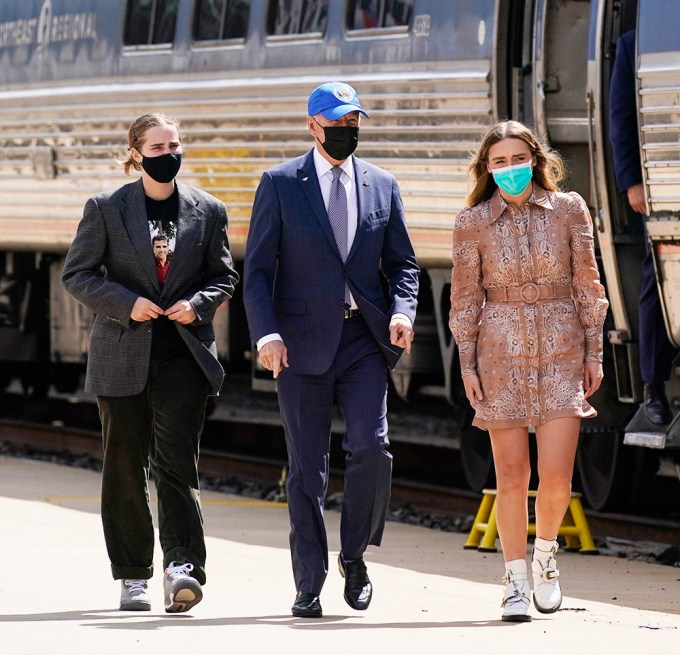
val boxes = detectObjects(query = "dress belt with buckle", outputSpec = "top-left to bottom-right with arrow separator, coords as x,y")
486,283 -> 572,304
344,308 -> 361,319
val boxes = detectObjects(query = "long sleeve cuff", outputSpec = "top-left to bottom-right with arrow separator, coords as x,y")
584,329 -> 604,363
257,333 -> 282,351
457,341 -> 477,376
390,313 -> 412,328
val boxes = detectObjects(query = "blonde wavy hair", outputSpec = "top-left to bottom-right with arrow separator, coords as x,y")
119,113 -> 183,176
466,120 -> 565,207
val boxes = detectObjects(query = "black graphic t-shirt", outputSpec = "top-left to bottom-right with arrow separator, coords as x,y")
145,187 -> 185,358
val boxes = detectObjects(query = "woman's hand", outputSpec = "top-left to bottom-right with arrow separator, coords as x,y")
463,374 -> 484,406
584,360 -> 604,398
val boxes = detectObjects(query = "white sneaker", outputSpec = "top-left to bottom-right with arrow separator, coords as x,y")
532,541 -> 562,613
119,579 -> 151,611
163,561 -> 203,613
501,571 -> 531,622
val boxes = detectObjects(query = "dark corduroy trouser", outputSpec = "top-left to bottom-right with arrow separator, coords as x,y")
96,351 -> 210,585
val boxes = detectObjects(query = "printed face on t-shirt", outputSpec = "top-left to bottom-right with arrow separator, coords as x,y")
149,223 -> 176,262
153,239 -> 169,264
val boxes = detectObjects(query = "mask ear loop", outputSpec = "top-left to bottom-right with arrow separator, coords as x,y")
128,127 -> 146,166
310,116 -> 326,149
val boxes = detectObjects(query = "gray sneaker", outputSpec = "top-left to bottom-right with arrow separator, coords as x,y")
163,562 -> 203,613
120,579 -> 151,611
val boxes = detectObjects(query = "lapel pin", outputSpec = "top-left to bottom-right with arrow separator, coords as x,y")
302,176 -> 309,182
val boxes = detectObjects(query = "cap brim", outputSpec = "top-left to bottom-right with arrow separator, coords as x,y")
319,104 -> 370,120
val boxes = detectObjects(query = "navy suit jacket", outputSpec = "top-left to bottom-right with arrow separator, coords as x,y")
609,29 -> 643,193
243,149 -> 419,374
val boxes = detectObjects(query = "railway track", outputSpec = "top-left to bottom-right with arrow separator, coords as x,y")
1,387 -> 679,553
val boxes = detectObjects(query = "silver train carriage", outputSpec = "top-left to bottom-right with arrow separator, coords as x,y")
0,0 -> 678,510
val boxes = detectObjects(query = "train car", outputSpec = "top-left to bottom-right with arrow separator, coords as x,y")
0,0 -> 678,511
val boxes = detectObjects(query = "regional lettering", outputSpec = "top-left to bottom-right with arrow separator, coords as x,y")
50,13 -> 97,42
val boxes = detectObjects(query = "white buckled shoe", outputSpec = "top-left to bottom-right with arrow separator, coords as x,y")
501,560 -> 531,622
532,538 -> 562,613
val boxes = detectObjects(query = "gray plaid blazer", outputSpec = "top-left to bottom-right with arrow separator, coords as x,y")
62,179 -> 239,396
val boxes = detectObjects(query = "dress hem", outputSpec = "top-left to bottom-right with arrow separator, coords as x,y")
472,406 -> 597,431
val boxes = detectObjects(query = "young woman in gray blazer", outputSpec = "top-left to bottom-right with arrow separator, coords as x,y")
62,113 -> 238,613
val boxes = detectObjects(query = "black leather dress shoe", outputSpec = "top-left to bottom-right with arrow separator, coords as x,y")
291,592 -> 322,618
338,553 -> 372,610
643,383 -> 672,425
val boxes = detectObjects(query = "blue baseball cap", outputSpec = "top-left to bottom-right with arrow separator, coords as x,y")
307,82 -> 369,120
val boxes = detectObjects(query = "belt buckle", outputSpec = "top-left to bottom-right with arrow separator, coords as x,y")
520,282 -> 540,303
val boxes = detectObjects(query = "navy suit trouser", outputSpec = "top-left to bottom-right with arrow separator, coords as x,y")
640,225 -> 677,383
276,315 -> 392,595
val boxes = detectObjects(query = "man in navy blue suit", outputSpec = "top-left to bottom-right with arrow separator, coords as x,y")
244,82 -> 419,617
609,29 -> 676,425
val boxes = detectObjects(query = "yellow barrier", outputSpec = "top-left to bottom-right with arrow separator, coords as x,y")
464,489 -> 599,554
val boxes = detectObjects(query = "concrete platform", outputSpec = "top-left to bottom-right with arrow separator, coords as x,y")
0,455 -> 678,655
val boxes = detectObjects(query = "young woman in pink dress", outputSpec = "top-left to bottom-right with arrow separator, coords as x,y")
449,120 -> 608,622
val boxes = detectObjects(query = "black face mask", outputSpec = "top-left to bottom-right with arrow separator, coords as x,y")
141,152 -> 182,183
314,119 -> 359,161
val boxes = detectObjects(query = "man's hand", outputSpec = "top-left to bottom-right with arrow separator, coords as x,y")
627,183 -> 647,214
259,339 -> 289,379
131,297 -> 163,322
389,321 -> 415,354
165,300 -> 197,324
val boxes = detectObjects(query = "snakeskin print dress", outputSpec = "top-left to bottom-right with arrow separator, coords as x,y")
448,186 -> 609,430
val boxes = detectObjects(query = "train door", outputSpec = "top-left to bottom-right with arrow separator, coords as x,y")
575,0 -> 680,511
585,0 -> 642,410
526,0 -> 661,510
530,0 -> 593,199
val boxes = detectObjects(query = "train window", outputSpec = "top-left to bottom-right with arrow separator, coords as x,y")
347,0 -> 414,31
124,0 -> 179,46
193,0 -> 250,41
266,0 -> 329,37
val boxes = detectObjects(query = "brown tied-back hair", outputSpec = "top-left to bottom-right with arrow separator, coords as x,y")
466,120 -> 566,207
119,113 -> 183,176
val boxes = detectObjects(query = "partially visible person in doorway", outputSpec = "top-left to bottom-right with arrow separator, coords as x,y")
609,28 -> 677,425
449,120 -> 608,622
62,112 -> 239,613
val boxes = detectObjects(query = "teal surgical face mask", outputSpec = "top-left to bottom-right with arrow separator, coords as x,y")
491,161 -> 533,196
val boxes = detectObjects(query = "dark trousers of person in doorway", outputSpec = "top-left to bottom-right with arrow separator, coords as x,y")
96,351 -> 211,585
640,227 -> 676,386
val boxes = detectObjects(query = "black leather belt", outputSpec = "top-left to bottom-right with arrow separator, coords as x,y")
344,308 -> 361,319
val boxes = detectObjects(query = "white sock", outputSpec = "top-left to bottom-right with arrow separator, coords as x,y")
534,537 -> 557,561
505,558 -> 528,578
